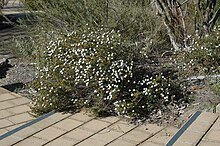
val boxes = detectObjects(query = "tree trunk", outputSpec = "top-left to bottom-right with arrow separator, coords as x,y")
154,0 -> 187,50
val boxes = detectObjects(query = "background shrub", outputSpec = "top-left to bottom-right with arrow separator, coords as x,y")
21,0 -> 169,54
173,25 -> 220,78
211,81 -> 220,96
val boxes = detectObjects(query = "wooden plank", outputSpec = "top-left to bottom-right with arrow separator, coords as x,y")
166,112 -> 219,146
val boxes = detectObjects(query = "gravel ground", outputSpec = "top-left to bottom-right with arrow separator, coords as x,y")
0,24 -> 36,97
0,58 -> 36,88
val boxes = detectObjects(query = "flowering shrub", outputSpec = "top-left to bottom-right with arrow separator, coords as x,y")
173,26 -> 220,77
31,27 -> 186,118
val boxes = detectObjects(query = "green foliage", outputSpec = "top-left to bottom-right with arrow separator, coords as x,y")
31,28 -> 186,118
216,1 -> 220,25
12,0 -> 170,64
24,0 -> 164,42
12,36 -> 35,58
211,81 -> 220,96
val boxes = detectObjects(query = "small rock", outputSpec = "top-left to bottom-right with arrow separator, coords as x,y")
215,104 -> 220,113
192,103 -> 200,106
178,110 -> 184,114
179,105 -> 186,110
0,58 -> 8,67
157,110 -> 162,116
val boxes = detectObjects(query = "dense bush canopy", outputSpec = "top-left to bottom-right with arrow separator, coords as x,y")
31,28 -> 187,118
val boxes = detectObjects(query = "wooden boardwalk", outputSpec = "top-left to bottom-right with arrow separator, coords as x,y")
1,1 -> 220,146
167,111 -> 220,146
1,0 -> 23,10
0,88 -> 33,137
0,87 -> 179,146
1,0 -> 26,23
0,87 -> 220,146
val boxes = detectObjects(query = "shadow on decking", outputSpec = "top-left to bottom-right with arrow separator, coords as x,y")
0,11 -> 36,27
1,82 -> 24,92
